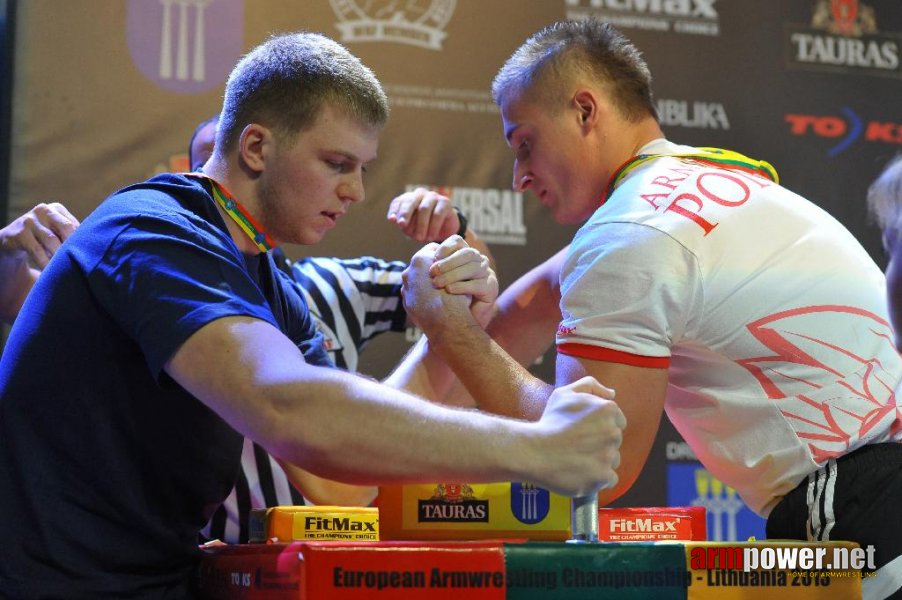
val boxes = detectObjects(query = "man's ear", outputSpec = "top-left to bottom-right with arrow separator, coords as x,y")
572,90 -> 599,132
238,123 -> 271,174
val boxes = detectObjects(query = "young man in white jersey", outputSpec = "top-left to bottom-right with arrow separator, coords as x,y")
403,19 -> 902,600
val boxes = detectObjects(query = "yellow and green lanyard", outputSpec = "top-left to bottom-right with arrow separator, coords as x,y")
602,147 -> 780,206
186,172 -> 275,252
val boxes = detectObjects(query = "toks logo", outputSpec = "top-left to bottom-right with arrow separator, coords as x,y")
785,108 -> 902,156
330,0 -> 456,50
785,1 -> 901,78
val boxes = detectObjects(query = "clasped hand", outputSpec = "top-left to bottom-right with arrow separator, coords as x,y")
401,235 -> 498,332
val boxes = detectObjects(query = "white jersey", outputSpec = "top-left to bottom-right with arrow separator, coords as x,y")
557,138 -> 902,515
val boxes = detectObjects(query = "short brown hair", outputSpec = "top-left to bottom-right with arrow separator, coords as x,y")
218,32 -> 389,153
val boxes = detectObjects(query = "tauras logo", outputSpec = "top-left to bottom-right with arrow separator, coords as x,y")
330,0 -> 456,50
419,502 -> 488,521
406,185 -> 528,246
610,517 -> 680,532
418,483 -> 489,523
785,1 -> 901,77
565,0 -> 720,37
656,98 -> 730,130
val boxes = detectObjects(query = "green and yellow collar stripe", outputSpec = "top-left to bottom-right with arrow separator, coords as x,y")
602,147 -> 779,206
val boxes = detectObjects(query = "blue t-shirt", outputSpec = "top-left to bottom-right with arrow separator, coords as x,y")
0,174 -> 330,598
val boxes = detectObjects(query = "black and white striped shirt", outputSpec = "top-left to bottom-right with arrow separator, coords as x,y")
202,255 -> 408,544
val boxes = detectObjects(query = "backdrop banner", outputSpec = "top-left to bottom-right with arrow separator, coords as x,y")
5,1 -> 901,535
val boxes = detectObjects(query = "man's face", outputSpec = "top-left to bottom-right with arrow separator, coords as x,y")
257,105 -> 380,246
501,89 -> 603,225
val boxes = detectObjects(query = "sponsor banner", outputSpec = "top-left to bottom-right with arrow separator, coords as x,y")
684,541 -> 865,598
385,84 -> 500,114
564,0 -> 721,37
330,0 -> 457,49
784,0 -> 902,78
196,539 -> 864,599
378,482 -> 571,541
690,542 -> 877,572
126,0 -> 244,93
656,99 -> 731,130
406,185 -> 528,246
248,506 -> 379,543
785,108 -> 902,157
598,506 -> 706,542
197,540 -> 507,599
504,541 -> 690,599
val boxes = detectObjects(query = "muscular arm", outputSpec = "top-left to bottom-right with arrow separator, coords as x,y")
556,353 -> 668,505
402,243 -> 553,420
165,314 -> 623,496
485,246 -> 566,366
276,459 -> 378,506
423,246 -> 567,408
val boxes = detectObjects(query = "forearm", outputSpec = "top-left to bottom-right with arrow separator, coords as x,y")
167,318 -> 533,486
424,307 -> 552,420
382,334 -> 475,406
276,458 -> 378,507
259,367 -> 532,485
556,354 -> 668,506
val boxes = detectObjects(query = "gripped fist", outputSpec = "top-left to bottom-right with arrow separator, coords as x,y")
429,235 -> 498,308
401,242 -> 471,332
529,376 -> 625,497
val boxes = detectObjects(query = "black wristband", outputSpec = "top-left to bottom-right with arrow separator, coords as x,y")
453,207 -> 468,238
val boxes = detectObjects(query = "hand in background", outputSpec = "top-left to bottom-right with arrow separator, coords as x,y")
0,202 -> 80,323
386,187 -> 460,242
1,202 -> 79,269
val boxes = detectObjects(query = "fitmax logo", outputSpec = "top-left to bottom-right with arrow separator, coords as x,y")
785,108 -> 902,156
610,518 -> 680,532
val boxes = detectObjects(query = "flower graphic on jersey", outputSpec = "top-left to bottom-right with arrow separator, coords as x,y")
737,305 -> 900,463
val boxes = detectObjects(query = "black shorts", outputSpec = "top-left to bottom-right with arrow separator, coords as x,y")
766,442 -> 902,600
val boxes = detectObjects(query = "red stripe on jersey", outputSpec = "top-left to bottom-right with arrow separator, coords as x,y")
558,343 -> 670,369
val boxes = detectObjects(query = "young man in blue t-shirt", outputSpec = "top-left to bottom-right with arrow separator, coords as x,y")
0,32 -> 624,597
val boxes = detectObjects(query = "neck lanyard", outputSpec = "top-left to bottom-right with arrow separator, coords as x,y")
186,172 -> 275,252
602,147 -> 780,206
